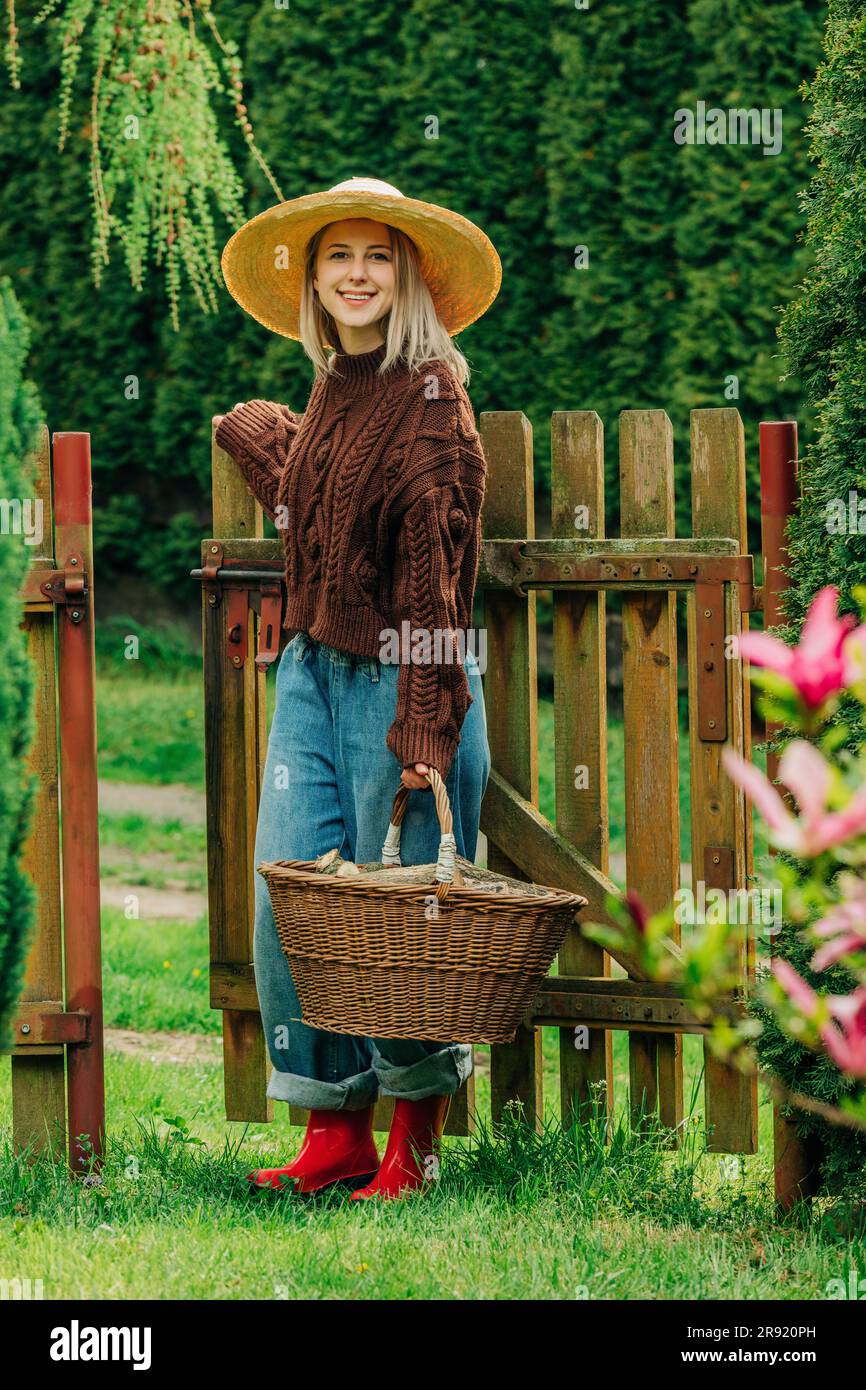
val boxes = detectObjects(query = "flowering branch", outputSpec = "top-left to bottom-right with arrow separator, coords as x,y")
582,585 -> 866,1137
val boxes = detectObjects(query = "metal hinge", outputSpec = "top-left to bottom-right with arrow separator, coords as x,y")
20,551 -> 89,621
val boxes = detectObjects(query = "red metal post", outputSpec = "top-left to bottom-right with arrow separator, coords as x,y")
759,421 -> 820,1212
759,421 -> 798,797
53,433 -> 105,1175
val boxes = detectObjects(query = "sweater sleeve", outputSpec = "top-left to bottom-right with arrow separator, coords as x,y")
385,482 -> 481,781
214,400 -> 301,523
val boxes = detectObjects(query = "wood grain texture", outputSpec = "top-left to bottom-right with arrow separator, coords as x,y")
208,425 -> 271,1123
619,411 -> 683,1136
688,409 -> 758,1153
551,411 -> 614,1126
480,412 -> 543,1130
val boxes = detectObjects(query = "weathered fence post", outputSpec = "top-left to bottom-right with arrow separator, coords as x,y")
480,411 -> 543,1130
12,425 -> 65,1159
551,412 -> 613,1128
205,424 -> 273,1123
620,411 -> 683,1136
689,410 -> 757,1153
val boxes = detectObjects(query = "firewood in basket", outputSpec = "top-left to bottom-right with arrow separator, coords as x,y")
314,847 -> 344,873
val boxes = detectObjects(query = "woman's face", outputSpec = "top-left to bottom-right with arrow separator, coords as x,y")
312,218 -> 396,350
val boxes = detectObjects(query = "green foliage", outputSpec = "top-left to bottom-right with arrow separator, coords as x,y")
762,0 -> 866,1191
0,277 -> 42,1044
779,0 -> 866,637
751,932 -> 866,1198
669,0 -> 825,543
0,0 -> 827,615
541,0 -> 693,511
10,0 -> 282,329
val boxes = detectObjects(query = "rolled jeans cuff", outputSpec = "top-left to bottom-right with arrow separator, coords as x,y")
373,1043 -> 473,1100
265,1066 -> 379,1111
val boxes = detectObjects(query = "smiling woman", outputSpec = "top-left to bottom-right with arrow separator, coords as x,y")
310,219 -> 397,355
215,176 -> 500,1201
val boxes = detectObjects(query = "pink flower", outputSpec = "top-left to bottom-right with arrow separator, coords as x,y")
737,586 -> 857,710
772,958 -> 819,1016
821,990 -> 866,1076
624,890 -> 650,936
723,740 -> 866,858
772,959 -> 866,1078
810,874 -> 866,971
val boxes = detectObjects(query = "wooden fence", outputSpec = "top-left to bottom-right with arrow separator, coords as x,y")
202,405 -> 761,1155
5,406 -> 818,1203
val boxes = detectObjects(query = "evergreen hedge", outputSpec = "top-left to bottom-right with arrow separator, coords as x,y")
0,1 -> 826,602
0,277 -> 42,1044
755,0 -> 866,1194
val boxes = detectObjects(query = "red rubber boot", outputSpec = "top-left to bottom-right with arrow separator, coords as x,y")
349,1094 -> 451,1201
248,1104 -> 379,1194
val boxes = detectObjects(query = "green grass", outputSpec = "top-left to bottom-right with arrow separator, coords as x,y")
98,812 -> 206,862
3,873 -> 853,1299
97,674 -> 205,787
99,813 -> 207,894
101,908 -> 213,1033
1,1045 -> 862,1299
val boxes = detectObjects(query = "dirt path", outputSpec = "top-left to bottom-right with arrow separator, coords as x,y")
105,1027 -> 221,1065
103,1027 -> 492,1071
98,779 -> 207,919
95,776 -> 692,920
98,778 -> 206,825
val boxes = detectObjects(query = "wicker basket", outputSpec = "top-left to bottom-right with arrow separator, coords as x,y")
258,769 -> 587,1044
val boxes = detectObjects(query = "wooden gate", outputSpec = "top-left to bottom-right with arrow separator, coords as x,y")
201,404 -> 758,1153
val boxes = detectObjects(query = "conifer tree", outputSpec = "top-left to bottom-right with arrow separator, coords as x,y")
540,0 -> 692,512
669,0 -> 825,540
778,0 -> 866,634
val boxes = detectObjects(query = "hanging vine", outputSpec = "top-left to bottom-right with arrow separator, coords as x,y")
5,0 -> 285,329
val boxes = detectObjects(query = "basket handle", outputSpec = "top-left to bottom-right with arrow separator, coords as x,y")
380,767 -> 463,899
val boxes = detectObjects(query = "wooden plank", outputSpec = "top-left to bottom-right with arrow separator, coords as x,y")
619,411 -> 683,1136
479,769 -> 673,981
689,409 -> 758,1153
207,421 -> 271,1123
550,411 -> 614,1128
13,424 -> 66,1160
480,412 -> 543,1131
530,974 -> 746,1032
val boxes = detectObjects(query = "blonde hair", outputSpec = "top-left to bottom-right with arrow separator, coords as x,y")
299,222 -> 471,387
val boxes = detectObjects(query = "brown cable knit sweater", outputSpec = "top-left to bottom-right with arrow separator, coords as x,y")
214,342 -> 488,780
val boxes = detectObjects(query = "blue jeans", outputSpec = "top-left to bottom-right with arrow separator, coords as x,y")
252,630 -> 492,1110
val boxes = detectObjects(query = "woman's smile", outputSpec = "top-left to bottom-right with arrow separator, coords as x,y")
338,289 -> 378,305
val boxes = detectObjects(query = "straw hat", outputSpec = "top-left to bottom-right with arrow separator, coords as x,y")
220,176 -> 501,341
